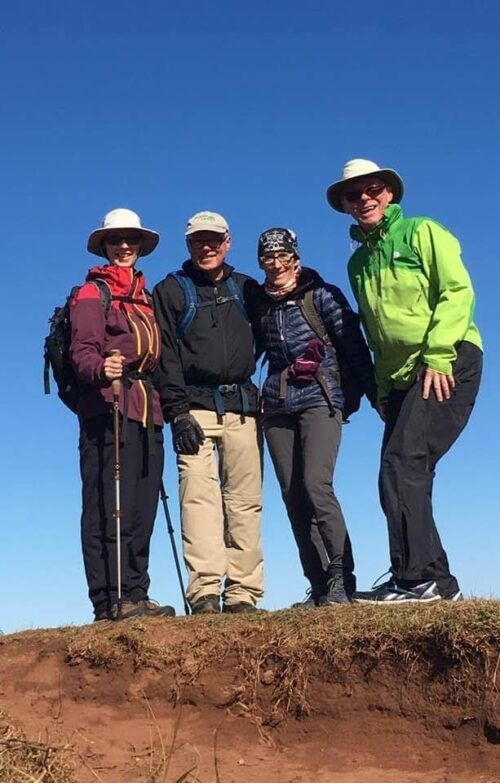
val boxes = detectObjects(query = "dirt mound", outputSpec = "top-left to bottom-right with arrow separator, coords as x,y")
0,601 -> 499,782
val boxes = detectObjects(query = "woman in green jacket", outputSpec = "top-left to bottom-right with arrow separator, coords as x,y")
326,159 -> 483,604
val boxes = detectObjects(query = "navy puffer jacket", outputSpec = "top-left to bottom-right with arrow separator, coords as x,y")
255,268 -> 377,416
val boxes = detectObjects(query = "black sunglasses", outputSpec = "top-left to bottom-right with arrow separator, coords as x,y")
343,183 -> 386,203
105,233 -> 142,245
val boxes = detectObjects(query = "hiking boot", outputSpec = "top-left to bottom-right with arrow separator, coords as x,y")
291,587 -> 319,609
318,574 -> 350,605
135,598 -> 176,617
191,595 -> 220,614
223,602 -> 258,614
352,578 -> 441,605
94,608 -> 111,622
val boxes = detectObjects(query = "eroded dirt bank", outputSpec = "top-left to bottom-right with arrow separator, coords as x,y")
1,602 -> 499,782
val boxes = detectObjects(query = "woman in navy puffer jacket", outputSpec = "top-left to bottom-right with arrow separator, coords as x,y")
254,228 -> 377,606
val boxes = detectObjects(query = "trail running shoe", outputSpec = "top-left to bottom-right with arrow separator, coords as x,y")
318,574 -> 350,605
352,578 -> 441,604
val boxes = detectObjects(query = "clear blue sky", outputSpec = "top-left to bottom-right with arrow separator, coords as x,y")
1,1 -> 499,633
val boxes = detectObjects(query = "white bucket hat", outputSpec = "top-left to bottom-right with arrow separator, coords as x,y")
87,208 -> 160,257
185,211 -> 229,236
326,159 -> 404,212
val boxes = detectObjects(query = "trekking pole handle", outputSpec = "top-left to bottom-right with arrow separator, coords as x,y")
110,349 -> 122,396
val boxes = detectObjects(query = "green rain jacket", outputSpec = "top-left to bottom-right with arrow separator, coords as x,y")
347,204 -> 482,402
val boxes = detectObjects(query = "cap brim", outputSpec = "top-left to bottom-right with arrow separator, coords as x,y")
87,228 -> 160,257
185,225 -> 228,236
326,169 -> 404,212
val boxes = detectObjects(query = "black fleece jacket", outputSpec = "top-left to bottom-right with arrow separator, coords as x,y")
152,260 -> 260,421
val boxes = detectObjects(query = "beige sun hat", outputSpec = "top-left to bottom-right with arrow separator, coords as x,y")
185,211 -> 229,236
326,159 -> 404,212
87,208 -> 160,257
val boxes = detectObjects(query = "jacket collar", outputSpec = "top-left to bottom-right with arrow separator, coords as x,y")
86,264 -> 145,297
349,203 -> 403,245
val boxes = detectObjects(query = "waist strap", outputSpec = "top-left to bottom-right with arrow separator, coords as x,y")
189,380 -> 252,416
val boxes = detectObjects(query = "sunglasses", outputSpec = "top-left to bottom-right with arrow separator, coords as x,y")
343,183 -> 386,203
189,235 -> 227,248
259,251 -> 296,268
105,233 -> 142,245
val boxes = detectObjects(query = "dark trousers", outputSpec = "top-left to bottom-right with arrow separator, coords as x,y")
264,407 -> 355,596
79,415 -> 164,615
379,342 -> 482,596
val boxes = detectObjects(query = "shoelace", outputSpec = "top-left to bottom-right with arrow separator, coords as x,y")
370,570 -> 395,590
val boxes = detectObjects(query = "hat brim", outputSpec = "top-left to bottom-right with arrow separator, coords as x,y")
87,228 -> 160,257
326,169 -> 404,212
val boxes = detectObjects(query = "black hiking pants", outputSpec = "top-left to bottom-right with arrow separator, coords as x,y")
379,342 -> 482,597
264,406 -> 355,597
79,415 -> 164,617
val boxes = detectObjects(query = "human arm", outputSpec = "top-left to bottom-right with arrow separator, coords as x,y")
413,220 -> 477,376
152,278 -> 192,422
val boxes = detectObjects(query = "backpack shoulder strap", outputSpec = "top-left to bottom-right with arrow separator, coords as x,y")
92,279 -> 112,315
299,288 -> 332,346
225,275 -> 248,320
168,271 -> 198,340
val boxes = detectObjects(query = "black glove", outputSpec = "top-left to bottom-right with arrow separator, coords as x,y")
171,413 -> 205,455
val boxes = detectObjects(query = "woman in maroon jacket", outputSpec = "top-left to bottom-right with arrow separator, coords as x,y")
70,208 -> 174,621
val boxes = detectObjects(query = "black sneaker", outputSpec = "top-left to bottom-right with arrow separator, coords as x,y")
352,578 -> 441,605
191,595 -> 220,614
318,574 -> 350,605
223,602 -> 258,614
291,588 -> 319,609
443,589 -> 464,601
94,609 -> 111,622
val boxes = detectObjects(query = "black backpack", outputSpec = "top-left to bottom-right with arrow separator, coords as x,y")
43,280 -> 111,413
260,288 -> 364,420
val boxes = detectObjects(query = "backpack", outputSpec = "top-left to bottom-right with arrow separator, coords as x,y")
43,279 -> 112,413
261,288 -> 364,420
169,271 -> 248,339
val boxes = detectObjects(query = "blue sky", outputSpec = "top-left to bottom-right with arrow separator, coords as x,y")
1,1 -> 499,633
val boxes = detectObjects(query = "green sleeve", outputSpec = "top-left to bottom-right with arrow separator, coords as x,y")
412,220 -> 477,375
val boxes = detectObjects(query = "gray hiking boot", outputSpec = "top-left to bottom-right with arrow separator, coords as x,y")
223,602 -> 258,614
291,587 -> 319,609
110,599 -> 175,620
318,574 -> 350,605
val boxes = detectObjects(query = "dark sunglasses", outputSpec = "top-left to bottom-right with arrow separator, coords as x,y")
343,183 -> 386,203
105,233 -> 142,245
189,235 -> 227,248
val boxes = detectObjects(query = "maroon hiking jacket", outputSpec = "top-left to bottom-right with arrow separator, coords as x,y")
70,264 -> 163,426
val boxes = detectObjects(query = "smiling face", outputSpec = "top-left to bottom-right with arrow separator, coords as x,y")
341,176 -> 394,231
104,232 -> 142,267
187,231 -> 231,280
260,251 -> 298,288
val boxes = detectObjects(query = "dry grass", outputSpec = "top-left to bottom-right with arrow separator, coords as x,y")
58,599 -> 500,722
0,710 -> 76,783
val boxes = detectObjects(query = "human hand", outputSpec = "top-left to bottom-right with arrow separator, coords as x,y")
103,352 -> 125,381
171,413 -> 205,455
420,368 -> 455,402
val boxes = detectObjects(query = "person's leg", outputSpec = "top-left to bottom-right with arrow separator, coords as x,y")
380,342 -> 482,596
299,407 -> 353,599
79,415 -> 139,616
264,414 -> 329,599
128,426 -> 164,603
219,413 -> 264,608
177,410 -> 225,606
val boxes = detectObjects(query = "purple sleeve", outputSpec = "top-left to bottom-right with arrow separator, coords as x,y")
69,287 -> 107,386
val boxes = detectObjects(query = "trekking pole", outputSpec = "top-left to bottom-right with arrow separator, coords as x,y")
110,349 -> 123,620
159,481 -> 190,615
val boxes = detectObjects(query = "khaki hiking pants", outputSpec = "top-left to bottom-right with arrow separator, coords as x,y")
177,410 -> 264,607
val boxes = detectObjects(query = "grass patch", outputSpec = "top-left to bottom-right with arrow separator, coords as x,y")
0,710 -> 76,783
